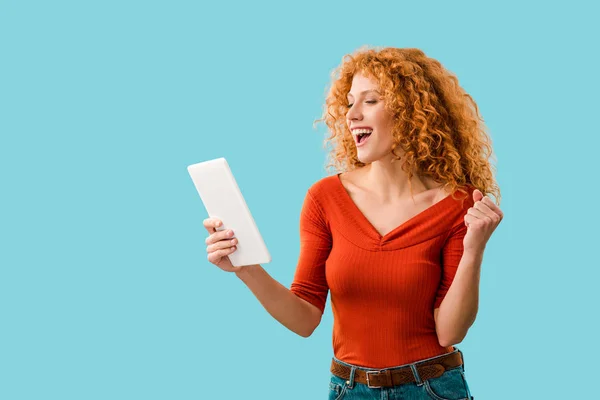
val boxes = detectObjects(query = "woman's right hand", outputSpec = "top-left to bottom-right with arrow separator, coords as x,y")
203,218 -> 240,272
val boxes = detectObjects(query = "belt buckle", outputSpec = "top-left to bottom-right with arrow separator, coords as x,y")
366,370 -> 383,388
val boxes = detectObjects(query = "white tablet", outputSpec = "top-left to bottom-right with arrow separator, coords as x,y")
187,157 -> 271,267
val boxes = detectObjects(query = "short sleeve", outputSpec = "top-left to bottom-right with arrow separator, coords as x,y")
289,188 -> 332,314
434,221 -> 467,309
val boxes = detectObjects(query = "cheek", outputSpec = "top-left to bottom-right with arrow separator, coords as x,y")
374,107 -> 393,123
374,111 -> 395,132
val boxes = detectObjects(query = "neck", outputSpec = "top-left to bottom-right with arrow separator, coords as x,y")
361,161 -> 433,203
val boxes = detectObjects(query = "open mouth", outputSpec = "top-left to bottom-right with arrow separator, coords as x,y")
354,129 -> 373,145
357,132 -> 372,143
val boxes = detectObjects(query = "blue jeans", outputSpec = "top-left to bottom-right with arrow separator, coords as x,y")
328,348 -> 474,400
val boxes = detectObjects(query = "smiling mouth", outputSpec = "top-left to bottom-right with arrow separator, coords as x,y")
355,131 -> 372,143
359,134 -> 370,143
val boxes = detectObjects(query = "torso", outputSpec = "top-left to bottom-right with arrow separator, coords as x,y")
338,169 -> 452,237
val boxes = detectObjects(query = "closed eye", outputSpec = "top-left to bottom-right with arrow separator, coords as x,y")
346,100 -> 378,108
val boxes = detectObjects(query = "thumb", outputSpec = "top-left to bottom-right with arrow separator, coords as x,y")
473,188 -> 484,202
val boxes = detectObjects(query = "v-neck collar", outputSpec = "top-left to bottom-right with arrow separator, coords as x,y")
334,173 -> 456,243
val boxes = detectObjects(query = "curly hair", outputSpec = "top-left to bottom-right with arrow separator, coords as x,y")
315,46 -> 501,206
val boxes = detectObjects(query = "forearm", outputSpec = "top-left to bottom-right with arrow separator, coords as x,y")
435,250 -> 483,346
234,264 -> 321,337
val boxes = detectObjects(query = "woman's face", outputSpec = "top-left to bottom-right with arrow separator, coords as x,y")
346,73 -> 396,164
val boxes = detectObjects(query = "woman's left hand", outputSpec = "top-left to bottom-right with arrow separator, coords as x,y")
463,189 -> 504,254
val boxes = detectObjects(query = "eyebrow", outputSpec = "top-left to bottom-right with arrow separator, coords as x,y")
347,90 -> 381,98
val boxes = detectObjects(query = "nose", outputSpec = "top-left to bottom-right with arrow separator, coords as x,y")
346,102 -> 362,122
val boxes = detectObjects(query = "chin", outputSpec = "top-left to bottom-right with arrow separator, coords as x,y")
357,150 -> 383,164
356,153 -> 369,164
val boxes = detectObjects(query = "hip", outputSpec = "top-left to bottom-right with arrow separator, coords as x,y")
329,348 -> 474,400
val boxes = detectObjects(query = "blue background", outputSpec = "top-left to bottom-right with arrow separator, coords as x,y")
1,1 -> 598,399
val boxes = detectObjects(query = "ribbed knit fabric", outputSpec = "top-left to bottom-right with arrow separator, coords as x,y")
290,173 -> 475,369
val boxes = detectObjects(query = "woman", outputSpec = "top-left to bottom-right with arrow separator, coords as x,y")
203,47 -> 503,400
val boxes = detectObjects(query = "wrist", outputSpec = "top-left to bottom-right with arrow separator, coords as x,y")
234,264 -> 260,280
462,249 -> 484,262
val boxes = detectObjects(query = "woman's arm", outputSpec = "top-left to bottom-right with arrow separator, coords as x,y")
434,188 -> 502,346
434,250 -> 483,346
235,264 -> 323,338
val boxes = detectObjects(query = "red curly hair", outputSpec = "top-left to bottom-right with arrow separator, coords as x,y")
316,46 -> 501,205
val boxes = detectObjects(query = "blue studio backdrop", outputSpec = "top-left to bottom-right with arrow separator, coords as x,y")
1,1 -> 599,399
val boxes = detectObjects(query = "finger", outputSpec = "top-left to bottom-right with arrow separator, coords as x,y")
205,229 -> 234,245
207,237 -> 237,253
204,218 -> 223,233
474,200 -> 502,222
207,246 -> 237,263
203,218 -> 221,234
473,199 -> 492,213
467,207 -> 491,222
481,197 -> 504,218
472,189 -> 484,202
464,213 -> 478,227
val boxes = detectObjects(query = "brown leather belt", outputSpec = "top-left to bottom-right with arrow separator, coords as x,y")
330,351 -> 463,388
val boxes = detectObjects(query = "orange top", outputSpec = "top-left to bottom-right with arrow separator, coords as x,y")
290,174 -> 475,368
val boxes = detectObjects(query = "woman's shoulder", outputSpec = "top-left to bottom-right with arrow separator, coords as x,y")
307,172 -> 342,194
302,173 -> 347,213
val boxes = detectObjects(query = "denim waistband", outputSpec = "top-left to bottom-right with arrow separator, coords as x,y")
332,348 -> 465,389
